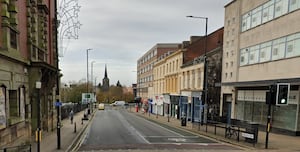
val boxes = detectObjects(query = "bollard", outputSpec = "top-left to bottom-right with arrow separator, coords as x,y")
74,122 -> 76,132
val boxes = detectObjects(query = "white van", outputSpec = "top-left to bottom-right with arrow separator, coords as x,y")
112,101 -> 125,106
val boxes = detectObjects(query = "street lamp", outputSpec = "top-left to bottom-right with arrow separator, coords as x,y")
86,48 -> 92,93
91,61 -> 96,90
186,15 -> 208,125
56,0 -> 81,149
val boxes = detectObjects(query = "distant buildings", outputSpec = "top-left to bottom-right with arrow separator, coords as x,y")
137,43 -> 180,102
136,0 -> 300,136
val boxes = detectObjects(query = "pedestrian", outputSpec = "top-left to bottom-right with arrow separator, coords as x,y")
69,110 -> 74,124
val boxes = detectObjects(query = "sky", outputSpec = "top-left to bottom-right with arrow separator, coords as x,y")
59,0 -> 231,87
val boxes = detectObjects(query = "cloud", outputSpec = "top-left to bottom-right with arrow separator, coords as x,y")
60,0 -> 230,86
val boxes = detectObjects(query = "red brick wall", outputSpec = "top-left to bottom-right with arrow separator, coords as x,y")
183,27 -> 224,64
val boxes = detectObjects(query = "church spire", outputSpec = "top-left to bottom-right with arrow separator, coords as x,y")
104,64 -> 108,78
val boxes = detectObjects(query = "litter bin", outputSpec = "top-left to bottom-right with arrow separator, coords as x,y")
181,113 -> 187,126
245,122 -> 259,143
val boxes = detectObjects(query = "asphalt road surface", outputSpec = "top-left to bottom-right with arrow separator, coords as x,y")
78,106 -> 241,151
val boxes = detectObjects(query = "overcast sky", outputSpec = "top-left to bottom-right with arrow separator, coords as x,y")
59,0 -> 231,86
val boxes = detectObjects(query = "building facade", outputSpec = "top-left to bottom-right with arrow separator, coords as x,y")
221,0 -> 300,135
137,43 -> 180,102
152,28 -> 223,122
0,0 -> 58,146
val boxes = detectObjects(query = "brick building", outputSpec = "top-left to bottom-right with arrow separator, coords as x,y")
0,0 -> 58,146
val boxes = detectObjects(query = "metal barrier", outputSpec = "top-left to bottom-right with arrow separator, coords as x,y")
194,118 -> 259,147
0,144 -> 31,152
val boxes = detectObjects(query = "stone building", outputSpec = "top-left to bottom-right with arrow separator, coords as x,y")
0,0 -> 58,146
221,0 -> 300,135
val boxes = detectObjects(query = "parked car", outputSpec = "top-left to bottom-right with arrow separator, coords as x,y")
111,101 -> 125,106
98,103 -> 105,110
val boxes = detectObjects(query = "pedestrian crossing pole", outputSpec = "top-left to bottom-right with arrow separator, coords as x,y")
265,84 -> 275,149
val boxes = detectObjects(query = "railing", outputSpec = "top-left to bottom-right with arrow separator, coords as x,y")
0,144 -> 31,152
192,118 -> 259,147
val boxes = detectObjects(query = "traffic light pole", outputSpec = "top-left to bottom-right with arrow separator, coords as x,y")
265,96 -> 271,149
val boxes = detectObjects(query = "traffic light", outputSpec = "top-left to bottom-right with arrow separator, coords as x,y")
266,85 -> 276,105
276,83 -> 290,106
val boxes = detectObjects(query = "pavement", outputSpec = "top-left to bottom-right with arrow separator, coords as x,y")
129,107 -> 300,152
30,109 -> 94,152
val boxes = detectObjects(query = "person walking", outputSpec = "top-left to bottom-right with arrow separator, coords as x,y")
69,110 -> 74,124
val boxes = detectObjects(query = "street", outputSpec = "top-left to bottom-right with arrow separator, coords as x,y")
77,106 -> 241,151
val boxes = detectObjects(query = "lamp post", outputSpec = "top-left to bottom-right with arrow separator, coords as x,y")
86,49 -> 92,93
91,61 -> 96,112
86,48 -> 92,114
36,81 -> 41,152
56,0 -> 80,149
186,15 -> 208,125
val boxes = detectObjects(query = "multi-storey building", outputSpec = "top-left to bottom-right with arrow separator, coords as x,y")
221,0 -> 300,135
137,43 -> 180,102
153,46 -> 183,117
0,0 -> 58,145
152,28 -> 223,122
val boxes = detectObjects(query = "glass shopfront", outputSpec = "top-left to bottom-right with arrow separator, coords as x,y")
236,89 -> 299,133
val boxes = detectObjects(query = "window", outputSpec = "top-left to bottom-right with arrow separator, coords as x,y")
240,48 -> 249,66
260,41 -> 272,62
289,0 -> 300,12
262,0 -> 275,23
272,37 -> 286,60
286,33 -> 300,57
0,86 -> 6,129
274,0 -> 289,18
251,6 -> 262,28
231,61 -> 234,67
10,29 -> 18,49
249,45 -> 260,64
226,62 -> 228,68
8,89 -> 25,124
242,12 -> 252,31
